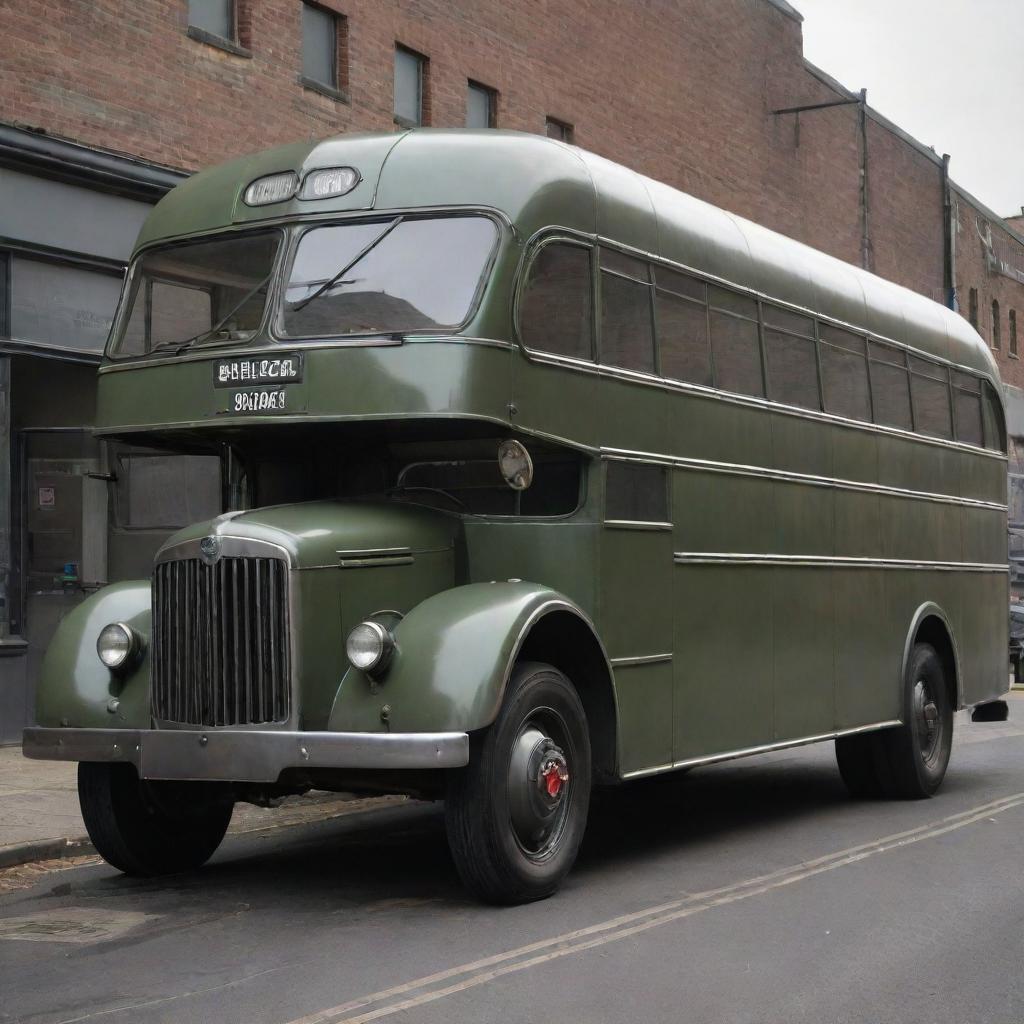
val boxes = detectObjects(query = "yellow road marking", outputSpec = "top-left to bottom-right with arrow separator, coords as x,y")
284,792 -> 1024,1024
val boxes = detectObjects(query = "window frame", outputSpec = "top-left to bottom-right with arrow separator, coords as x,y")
992,299 -> 1002,350
603,459 -> 671,527
1011,309 -> 1019,359
275,211 -> 502,343
394,44 -> 427,128
514,233 -> 596,364
186,0 -> 251,58
300,1 -> 347,99
597,245 -> 657,374
545,117 -> 574,143
466,80 -> 497,129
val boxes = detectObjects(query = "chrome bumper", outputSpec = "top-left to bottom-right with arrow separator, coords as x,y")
22,727 -> 469,782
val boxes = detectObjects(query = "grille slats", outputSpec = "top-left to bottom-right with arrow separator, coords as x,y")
152,556 -> 290,726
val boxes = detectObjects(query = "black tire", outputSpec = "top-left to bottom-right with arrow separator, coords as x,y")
78,762 -> 234,876
445,661 -> 592,905
873,642 -> 954,799
835,732 -> 883,798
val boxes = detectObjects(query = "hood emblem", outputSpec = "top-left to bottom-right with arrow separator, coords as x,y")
199,535 -> 221,565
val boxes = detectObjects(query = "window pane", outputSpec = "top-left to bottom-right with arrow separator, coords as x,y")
954,390 -> 984,447
655,267 -> 705,303
710,310 -> 763,397
952,369 -> 980,393
870,360 -> 913,430
302,3 -> 336,86
764,305 -> 813,337
116,454 -> 221,529
982,381 -> 1006,453
819,323 -> 865,355
765,329 -> 819,410
656,290 -> 711,386
601,248 -> 649,281
11,258 -> 122,353
394,47 -> 423,124
911,373 -> 952,438
605,461 -> 668,522
519,243 -> 592,359
821,344 -> 871,421
600,271 -> 654,372
868,340 -> 905,366
909,354 -> 947,379
709,286 -> 757,319
466,83 -> 492,128
283,216 -> 496,337
545,119 -> 571,141
149,281 -> 211,348
189,0 -> 232,38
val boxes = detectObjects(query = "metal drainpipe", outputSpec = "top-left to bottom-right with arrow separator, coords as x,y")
942,154 -> 957,311
858,88 -> 871,271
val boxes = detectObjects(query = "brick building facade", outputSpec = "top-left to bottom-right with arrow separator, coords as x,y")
0,0 -> 1021,736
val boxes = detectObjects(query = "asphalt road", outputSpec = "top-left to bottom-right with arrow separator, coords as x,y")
2,700 -> 1023,1024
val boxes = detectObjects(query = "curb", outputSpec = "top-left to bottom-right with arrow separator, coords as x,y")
0,836 -> 96,871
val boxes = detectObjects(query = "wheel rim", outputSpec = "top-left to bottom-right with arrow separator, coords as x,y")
913,678 -> 942,765
506,707 -> 573,861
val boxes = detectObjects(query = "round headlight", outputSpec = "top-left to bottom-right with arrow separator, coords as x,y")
96,622 -> 141,671
346,620 -> 395,674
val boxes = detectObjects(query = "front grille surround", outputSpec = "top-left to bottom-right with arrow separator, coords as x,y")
152,548 -> 291,727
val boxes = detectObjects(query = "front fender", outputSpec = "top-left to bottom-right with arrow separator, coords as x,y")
35,581 -> 152,729
327,582 -> 588,734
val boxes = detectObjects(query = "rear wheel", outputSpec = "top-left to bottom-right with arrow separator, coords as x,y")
445,661 -> 591,905
78,762 -> 234,876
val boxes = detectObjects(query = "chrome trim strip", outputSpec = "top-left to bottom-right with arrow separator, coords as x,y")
610,653 -> 674,667
155,534 -> 293,567
603,447 -> 1007,511
673,552 -> 1009,573
22,727 -> 469,780
523,348 -> 1006,462
622,719 -> 903,779
603,519 -> 674,531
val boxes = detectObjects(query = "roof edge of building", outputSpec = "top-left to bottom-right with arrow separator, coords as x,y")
763,0 -> 804,24
0,121 -> 188,201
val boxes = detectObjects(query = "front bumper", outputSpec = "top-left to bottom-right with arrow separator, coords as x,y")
23,727 -> 469,782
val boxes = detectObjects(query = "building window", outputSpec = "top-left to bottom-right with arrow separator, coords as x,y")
188,0 -> 235,40
1011,310 -> 1019,358
992,299 -> 1001,350
301,3 -> 343,93
545,117 -> 574,142
968,287 -> 978,329
0,253 -> 9,339
394,46 -> 427,127
466,81 -> 496,129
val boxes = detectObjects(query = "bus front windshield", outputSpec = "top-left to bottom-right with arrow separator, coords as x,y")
280,215 -> 497,338
111,231 -> 281,358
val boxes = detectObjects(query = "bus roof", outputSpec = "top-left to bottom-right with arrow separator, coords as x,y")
137,128 -> 998,384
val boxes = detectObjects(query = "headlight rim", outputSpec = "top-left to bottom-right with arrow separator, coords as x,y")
96,621 -> 143,673
346,619 -> 396,676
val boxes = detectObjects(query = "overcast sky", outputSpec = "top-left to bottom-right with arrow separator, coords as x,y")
797,0 -> 1024,219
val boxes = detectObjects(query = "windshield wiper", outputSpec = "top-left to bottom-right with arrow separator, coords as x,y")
148,273 -> 273,356
290,216 -> 404,314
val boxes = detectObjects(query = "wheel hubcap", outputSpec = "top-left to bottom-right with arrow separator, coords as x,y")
508,719 -> 572,858
913,679 -> 941,763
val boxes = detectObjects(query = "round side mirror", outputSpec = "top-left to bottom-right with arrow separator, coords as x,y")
498,439 -> 534,490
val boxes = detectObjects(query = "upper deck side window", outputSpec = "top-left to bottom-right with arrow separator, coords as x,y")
909,354 -> 953,440
519,241 -> 593,360
763,305 -> 820,411
654,267 -> 711,387
708,286 -> 763,398
819,324 -> 871,422
599,248 -> 655,373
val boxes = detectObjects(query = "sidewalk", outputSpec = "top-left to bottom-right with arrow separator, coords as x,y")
0,745 -> 402,870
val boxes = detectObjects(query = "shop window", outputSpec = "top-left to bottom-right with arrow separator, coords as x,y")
600,249 -> 654,373
9,257 -> 122,353
605,461 -> 668,523
302,3 -> 343,92
519,243 -> 593,360
545,118 -> 574,143
467,81 -> 496,128
394,45 -> 426,126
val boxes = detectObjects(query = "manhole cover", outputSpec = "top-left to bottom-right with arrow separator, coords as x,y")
0,907 -> 155,944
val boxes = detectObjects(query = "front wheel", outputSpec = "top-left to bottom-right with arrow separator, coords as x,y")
78,762 -> 234,876
445,661 -> 592,905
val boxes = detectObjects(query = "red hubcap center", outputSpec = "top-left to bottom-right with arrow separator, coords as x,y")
541,759 -> 569,798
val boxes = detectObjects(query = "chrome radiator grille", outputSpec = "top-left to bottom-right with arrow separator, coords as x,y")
152,556 -> 290,726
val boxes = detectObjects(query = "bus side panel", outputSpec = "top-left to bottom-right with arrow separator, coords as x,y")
956,572 -> 1009,706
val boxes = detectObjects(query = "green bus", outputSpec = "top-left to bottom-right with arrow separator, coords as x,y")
24,129 -> 1009,904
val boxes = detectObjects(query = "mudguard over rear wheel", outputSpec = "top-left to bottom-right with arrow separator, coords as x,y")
835,642 -> 953,800
445,661 -> 592,905
78,762 -> 234,876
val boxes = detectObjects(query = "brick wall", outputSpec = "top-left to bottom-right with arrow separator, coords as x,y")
1,0 -> 1022,386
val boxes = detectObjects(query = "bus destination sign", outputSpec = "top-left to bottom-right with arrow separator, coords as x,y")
213,354 -> 303,388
